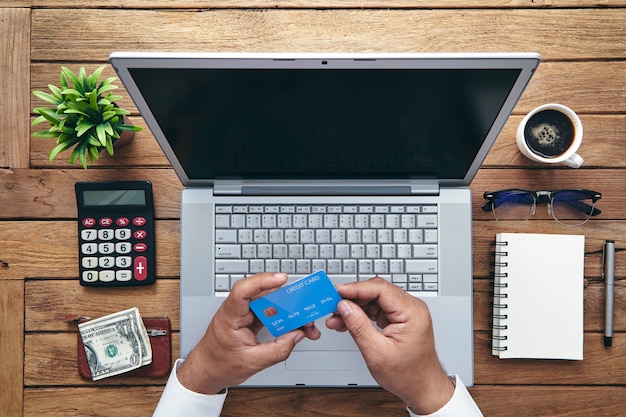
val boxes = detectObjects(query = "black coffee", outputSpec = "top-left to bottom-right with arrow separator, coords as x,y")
523,109 -> 575,158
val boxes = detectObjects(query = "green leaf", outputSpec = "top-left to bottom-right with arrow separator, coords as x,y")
33,107 -> 62,124
97,84 -> 118,96
33,130 -> 60,138
102,110 -> 116,122
62,67 -> 82,93
32,90 -> 60,105
96,124 -> 107,146
76,121 -> 96,137
118,124 -> 143,132
88,65 -> 105,90
105,137 -> 114,155
88,145 -> 100,162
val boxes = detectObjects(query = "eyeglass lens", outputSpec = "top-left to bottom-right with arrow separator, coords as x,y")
491,190 -> 596,225
550,190 -> 597,225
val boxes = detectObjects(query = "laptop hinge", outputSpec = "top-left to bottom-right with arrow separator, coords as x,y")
213,181 -> 440,196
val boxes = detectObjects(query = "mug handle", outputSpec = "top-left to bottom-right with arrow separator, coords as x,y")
563,153 -> 584,168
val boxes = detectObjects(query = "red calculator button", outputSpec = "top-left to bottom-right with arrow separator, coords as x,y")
134,256 -> 148,281
134,242 -> 147,253
116,217 -> 130,227
133,216 -> 147,226
133,229 -> 147,240
99,217 -> 113,227
82,217 -> 97,227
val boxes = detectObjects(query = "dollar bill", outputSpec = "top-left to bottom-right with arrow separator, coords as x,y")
78,307 -> 152,380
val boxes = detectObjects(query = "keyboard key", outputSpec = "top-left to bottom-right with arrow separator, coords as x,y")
405,259 -> 438,273
216,260 -> 248,273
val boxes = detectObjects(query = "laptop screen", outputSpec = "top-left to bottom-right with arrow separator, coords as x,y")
111,53 -> 539,186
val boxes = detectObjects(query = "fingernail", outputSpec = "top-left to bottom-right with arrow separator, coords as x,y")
337,300 -> 353,317
274,273 -> 287,280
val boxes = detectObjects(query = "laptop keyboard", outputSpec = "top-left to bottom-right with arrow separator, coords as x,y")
214,204 -> 438,295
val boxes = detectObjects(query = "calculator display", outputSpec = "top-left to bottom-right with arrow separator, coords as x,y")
75,181 -> 156,287
82,189 -> 146,206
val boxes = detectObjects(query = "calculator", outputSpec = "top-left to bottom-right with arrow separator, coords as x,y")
75,181 -> 156,287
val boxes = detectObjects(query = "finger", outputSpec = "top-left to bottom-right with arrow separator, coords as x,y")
222,272 -> 288,318
337,278 -> 413,323
251,330 -> 305,370
335,299 -> 382,348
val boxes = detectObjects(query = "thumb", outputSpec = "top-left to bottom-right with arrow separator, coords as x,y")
336,299 -> 380,347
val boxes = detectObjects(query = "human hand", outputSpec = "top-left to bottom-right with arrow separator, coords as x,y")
325,277 -> 454,414
177,272 -> 320,394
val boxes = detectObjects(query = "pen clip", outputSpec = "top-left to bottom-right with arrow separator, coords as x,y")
601,242 -> 606,281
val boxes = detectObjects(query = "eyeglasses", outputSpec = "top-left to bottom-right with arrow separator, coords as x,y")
482,189 -> 602,226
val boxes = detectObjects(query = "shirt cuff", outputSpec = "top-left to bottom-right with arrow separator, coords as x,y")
153,358 -> 227,417
406,375 -> 483,417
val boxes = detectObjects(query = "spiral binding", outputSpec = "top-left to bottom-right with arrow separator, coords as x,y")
491,237 -> 510,355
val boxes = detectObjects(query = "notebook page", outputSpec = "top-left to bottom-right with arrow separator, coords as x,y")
494,233 -> 584,360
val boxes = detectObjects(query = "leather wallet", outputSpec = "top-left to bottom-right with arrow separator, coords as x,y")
77,316 -> 171,379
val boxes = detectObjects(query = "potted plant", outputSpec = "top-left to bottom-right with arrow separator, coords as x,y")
32,65 -> 142,169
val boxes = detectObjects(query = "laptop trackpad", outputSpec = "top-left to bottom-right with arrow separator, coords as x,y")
285,351 -> 367,371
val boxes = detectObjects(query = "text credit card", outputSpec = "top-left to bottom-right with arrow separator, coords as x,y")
250,270 -> 342,337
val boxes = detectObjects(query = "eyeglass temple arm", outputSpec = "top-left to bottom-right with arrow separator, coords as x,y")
563,200 -> 602,216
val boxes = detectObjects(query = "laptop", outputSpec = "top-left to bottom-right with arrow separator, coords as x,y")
110,52 -> 540,387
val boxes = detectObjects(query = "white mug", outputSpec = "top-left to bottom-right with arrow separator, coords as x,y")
516,103 -> 584,168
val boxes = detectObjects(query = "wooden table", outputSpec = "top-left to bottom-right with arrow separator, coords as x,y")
1,2 -> 625,416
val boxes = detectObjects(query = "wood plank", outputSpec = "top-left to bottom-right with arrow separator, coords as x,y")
474,332 -> 626,384
25,279 -> 180,331
31,9 -> 626,61
23,275 -> 626,334
0,220 -> 180,280
471,386 -> 626,417
0,8 -> 30,169
22,385 -> 626,417
0,168 -> 181,219
473,278 -> 626,332
24,386 -> 165,417
31,61 -> 626,116
2,168 -> 626,220
486,114 -> 626,168
0,281 -> 24,417
2,217 -> 626,279
24,332 -> 179,386
24,0 -> 626,8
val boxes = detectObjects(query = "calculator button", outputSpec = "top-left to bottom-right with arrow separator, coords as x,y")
82,257 -> 98,268
116,256 -> 132,268
98,229 -> 114,241
134,256 -> 148,281
115,228 -> 131,240
116,270 -> 132,281
99,217 -> 113,227
133,229 -> 147,240
133,216 -> 147,227
134,242 -> 147,253
82,218 -> 97,227
82,271 -> 99,282
116,242 -> 132,254
99,270 -> 115,282
99,256 -> 115,268
98,242 -> 115,254
81,229 -> 98,241
81,243 -> 98,254
116,217 -> 130,227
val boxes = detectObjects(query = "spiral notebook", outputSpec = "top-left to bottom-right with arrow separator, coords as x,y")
492,233 -> 585,360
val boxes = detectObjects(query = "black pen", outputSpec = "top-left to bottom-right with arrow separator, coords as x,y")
603,240 -> 615,347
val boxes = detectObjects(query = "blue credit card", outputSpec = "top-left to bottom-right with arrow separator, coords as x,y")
250,270 -> 342,337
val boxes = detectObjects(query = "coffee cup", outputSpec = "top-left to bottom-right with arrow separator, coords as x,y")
516,103 -> 583,168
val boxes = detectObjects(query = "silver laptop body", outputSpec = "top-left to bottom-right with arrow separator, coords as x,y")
110,52 -> 540,387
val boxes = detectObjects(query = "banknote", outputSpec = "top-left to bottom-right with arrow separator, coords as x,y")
78,307 -> 152,380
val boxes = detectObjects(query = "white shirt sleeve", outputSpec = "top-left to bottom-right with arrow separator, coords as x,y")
153,359 -> 227,417
406,375 -> 483,417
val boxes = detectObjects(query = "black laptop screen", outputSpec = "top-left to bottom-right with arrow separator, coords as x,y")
130,68 -> 520,180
